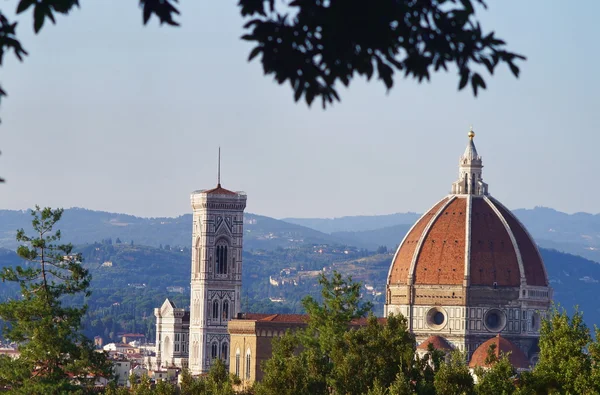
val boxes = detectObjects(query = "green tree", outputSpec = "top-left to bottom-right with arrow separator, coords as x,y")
434,351 -> 474,395
178,360 -> 236,395
525,307 -> 597,394
257,271 -> 417,395
474,344 -> 516,395
0,206 -> 113,394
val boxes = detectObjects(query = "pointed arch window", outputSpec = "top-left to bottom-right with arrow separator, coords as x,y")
235,348 -> 240,377
222,300 -> 229,321
211,342 -> 218,359
215,242 -> 229,275
221,342 -> 228,361
213,300 -> 219,320
245,348 -> 251,379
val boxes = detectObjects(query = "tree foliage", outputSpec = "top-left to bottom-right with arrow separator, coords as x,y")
0,0 -> 522,115
0,206 -> 112,394
241,0 -> 525,107
473,344 -> 517,395
523,307 -> 599,394
256,271 -> 420,395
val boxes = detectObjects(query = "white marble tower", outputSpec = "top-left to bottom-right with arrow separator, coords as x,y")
188,171 -> 247,374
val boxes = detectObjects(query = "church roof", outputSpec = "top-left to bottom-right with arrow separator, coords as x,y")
416,335 -> 454,351
201,184 -> 238,196
469,335 -> 530,369
388,131 -> 548,288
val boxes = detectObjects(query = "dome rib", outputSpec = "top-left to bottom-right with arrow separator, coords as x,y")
463,195 -> 473,284
412,197 -> 467,285
469,197 -> 521,287
488,198 -> 548,286
387,197 -> 450,284
407,196 -> 457,284
483,196 -> 526,286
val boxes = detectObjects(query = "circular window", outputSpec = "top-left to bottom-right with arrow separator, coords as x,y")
484,309 -> 506,332
426,307 -> 447,330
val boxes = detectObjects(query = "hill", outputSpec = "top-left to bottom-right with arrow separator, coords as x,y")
1,242 -> 599,341
0,208 -> 364,251
283,212 -> 421,233
286,206 -> 600,263
331,224 -> 413,250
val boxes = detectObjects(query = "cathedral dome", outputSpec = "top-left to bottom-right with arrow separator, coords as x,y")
387,132 -> 548,288
469,335 -> 530,369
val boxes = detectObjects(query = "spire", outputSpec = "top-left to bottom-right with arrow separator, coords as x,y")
217,147 -> 221,187
463,126 -> 480,161
451,127 -> 488,196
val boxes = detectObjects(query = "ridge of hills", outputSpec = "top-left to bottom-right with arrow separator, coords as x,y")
3,206 -> 600,262
1,242 -> 599,340
0,208 -> 372,251
286,206 -> 600,263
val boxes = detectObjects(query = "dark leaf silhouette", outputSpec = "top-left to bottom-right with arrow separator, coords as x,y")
239,0 -> 526,107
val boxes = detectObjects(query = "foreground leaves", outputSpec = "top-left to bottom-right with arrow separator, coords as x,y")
240,0 -> 525,107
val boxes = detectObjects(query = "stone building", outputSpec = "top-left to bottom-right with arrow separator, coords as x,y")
188,183 -> 247,374
385,129 -> 552,364
228,314 -> 308,384
152,130 -> 551,382
153,180 -> 247,374
153,299 -> 190,369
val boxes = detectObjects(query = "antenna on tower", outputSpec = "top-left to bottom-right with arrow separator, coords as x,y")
217,147 -> 221,187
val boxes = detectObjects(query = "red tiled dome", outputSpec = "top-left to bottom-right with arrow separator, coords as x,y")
416,335 -> 454,351
469,335 -> 530,369
388,195 -> 547,287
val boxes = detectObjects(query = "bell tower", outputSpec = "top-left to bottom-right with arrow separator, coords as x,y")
188,159 -> 247,375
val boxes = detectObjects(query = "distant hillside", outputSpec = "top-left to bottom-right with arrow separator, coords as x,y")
0,208 -> 359,252
331,224 -> 413,251
1,244 -> 599,334
283,212 -> 421,233
287,206 -> 600,263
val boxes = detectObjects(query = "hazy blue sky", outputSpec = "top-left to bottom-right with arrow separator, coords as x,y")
1,1 -> 599,219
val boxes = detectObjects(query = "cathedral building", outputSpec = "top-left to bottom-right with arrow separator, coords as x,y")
385,129 -> 552,363
153,129 -> 551,382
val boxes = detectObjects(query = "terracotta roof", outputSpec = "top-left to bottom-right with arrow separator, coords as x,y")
235,313 -> 386,326
389,197 -> 449,284
416,336 -> 454,351
490,198 -> 547,286
388,195 -> 548,287
202,184 -> 238,196
414,197 -> 467,285
469,198 -> 520,286
256,314 -> 308,323
469,335 -> 530,369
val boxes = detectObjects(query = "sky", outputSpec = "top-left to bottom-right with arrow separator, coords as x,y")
1,1 -> 599,219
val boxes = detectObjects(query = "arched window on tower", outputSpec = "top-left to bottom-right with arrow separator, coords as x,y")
213,300 -> 219,320
211,342 -> 218,359
215,242 -> 229,275
222,300 -> 229,321
235,348 -> 240,376
221,342 -> 228,361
